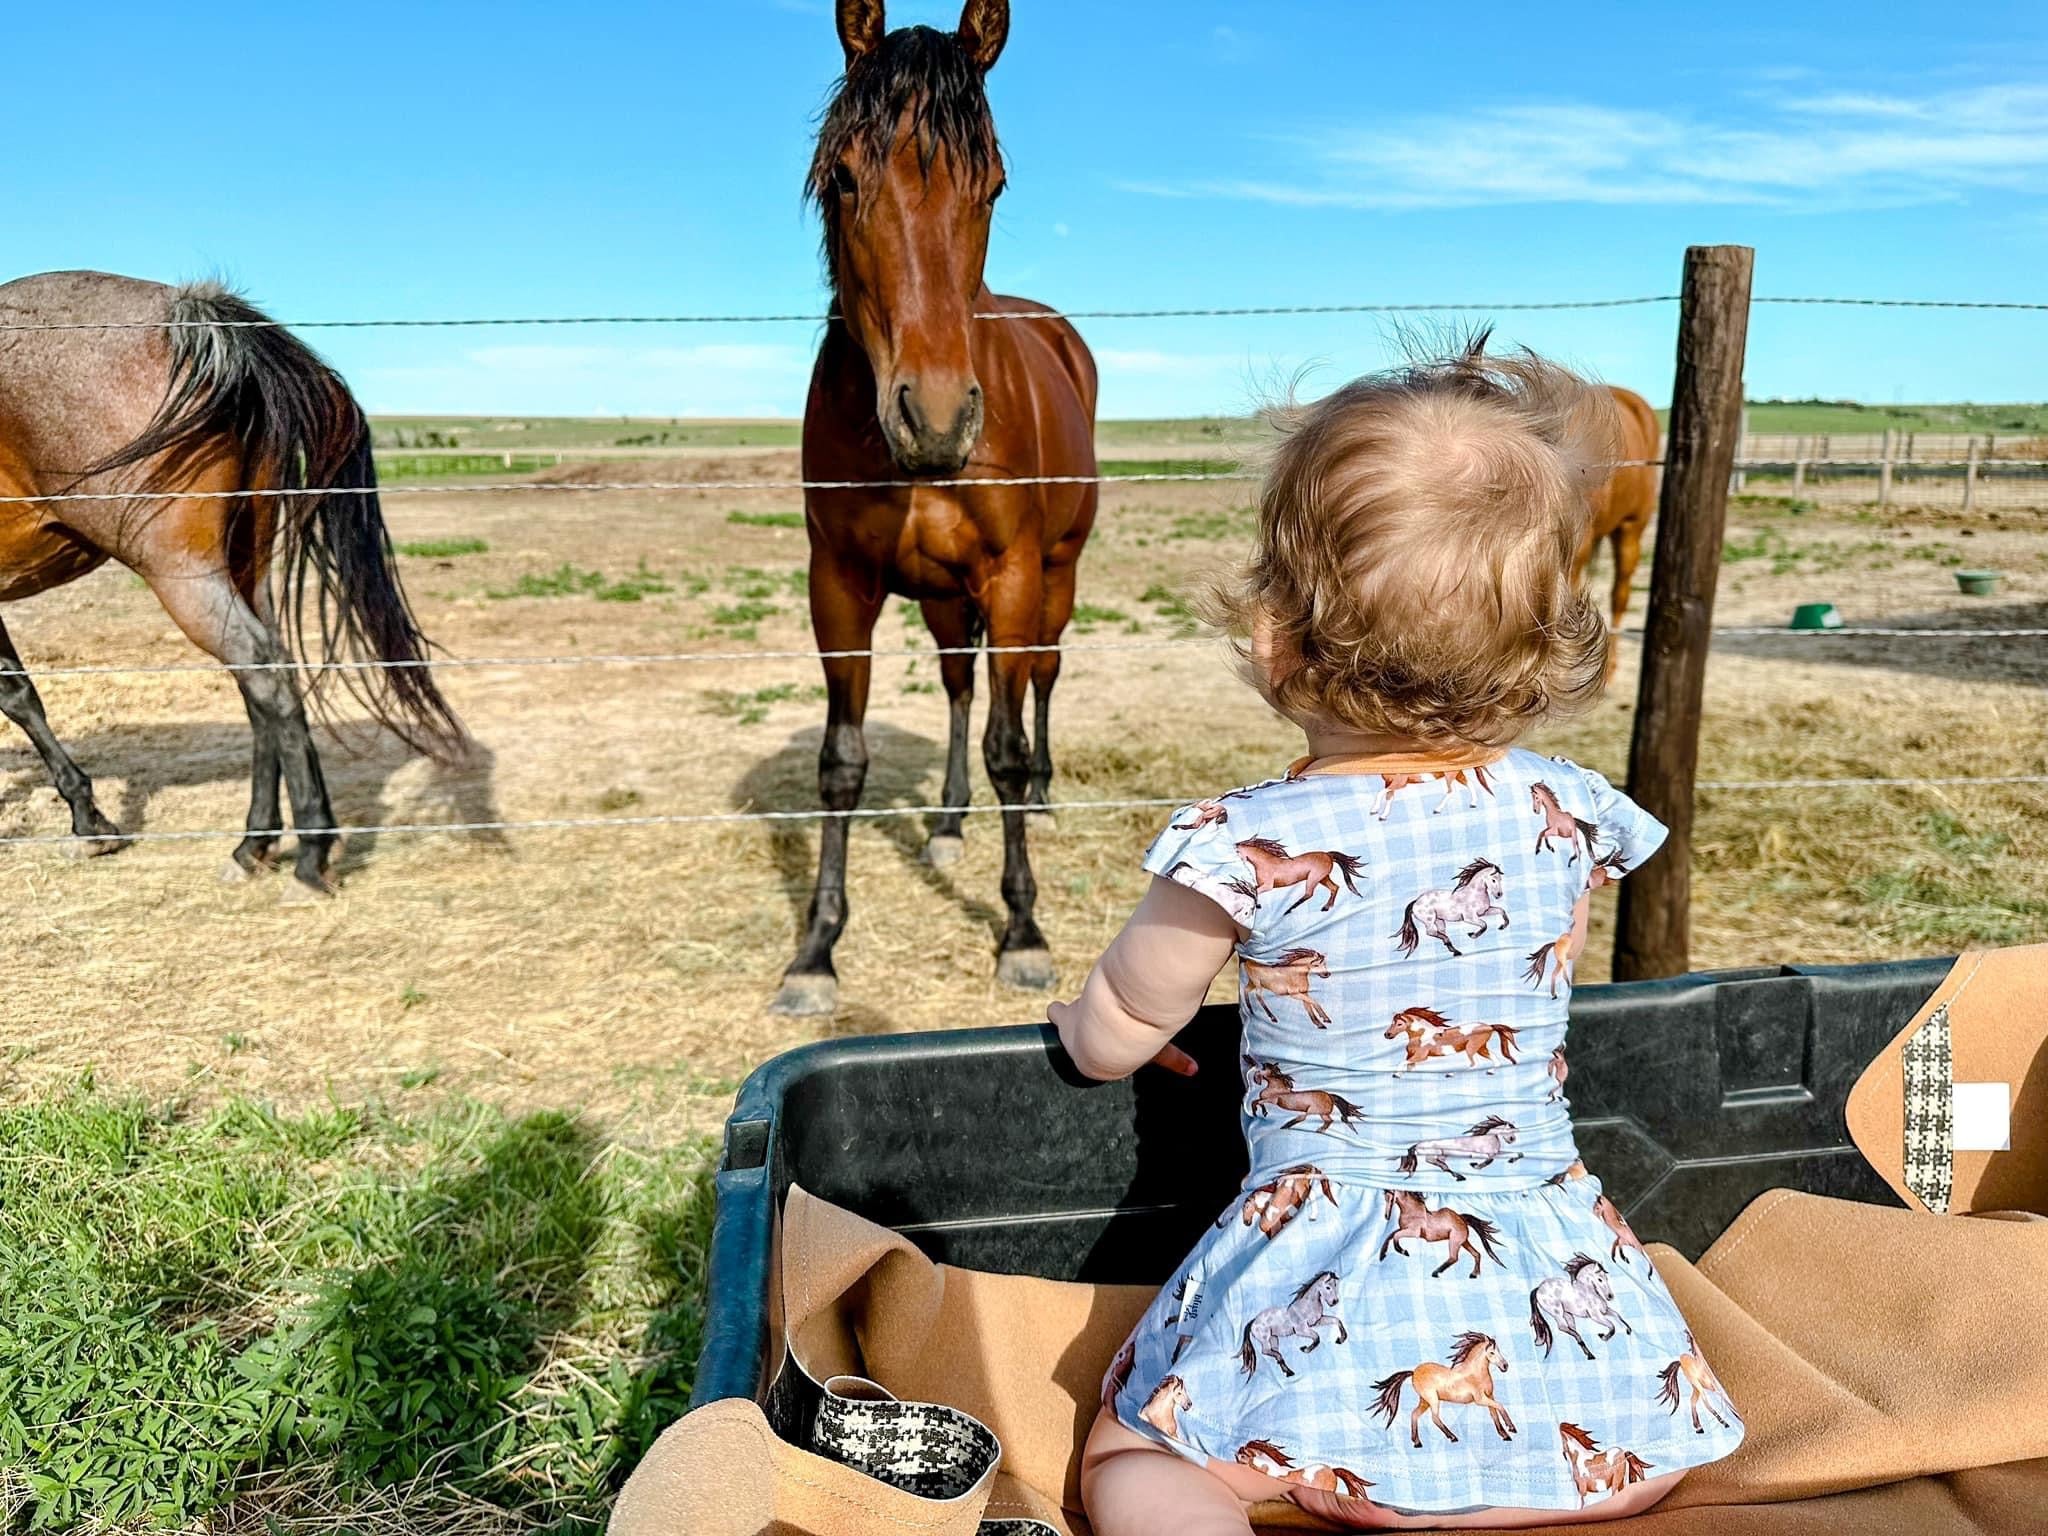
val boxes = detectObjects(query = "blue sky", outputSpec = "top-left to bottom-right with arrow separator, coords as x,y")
7,1 -> 2046,417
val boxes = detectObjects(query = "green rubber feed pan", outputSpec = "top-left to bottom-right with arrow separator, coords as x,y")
1956,570 -> 2001,596
1789,603 -> 1845,630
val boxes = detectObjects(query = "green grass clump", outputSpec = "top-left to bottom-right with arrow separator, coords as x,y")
703,682 -> 825,724
0,1090 -> 713,1530
725,509 -> 805,530
396,537 -> 489,559
1097,458 -> 1243,479
488,561 -> 672,603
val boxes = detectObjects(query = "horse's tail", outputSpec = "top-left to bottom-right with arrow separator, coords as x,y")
1396,1147 -> 1420,1174
1238,1320 -> 1258,1377
1523,943 -> 1552,986
82,281 -> 467,762
1529,1290 -> 1554,1356
1654,1360 -> 1683,1410
1395,901 -> 1421,956
1330,1093 -> 1365,1124
1622,1451 -> 1655,1484
1330,850 -> 1366,893
1333,1468 -> 1374,1499
1495,1023 -> 1519,1060
1467,1212 -> 1506,1262
1367,1370 -> 1410,1426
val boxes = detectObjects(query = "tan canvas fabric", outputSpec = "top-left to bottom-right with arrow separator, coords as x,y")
614,1181 -> 2048,1535
1846,947 -> 2048,1216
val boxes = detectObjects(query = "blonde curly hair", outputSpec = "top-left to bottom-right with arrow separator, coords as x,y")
1209,337 -> 1622,748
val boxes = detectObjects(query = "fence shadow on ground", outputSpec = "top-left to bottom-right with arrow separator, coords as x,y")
0,720 -> 504,877
1709,598 -> 2048,688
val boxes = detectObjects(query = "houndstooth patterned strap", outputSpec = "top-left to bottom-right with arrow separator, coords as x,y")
1903,1001 -> 1954,1214
810,1374 -> 1060,1535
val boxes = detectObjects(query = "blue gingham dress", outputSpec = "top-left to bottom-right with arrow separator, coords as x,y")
1104,748 -> 1746,1514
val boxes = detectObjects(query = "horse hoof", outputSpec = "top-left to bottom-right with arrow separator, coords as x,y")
1025,808 -> 1057,830
218,858 -> 255,884
771,972 -> 839,1017
924,833 -> 965,868
997,947 -> 1057,991
66,835 -> 127,860
280,872 -> 335,905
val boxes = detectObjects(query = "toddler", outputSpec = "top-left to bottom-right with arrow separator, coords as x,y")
1051,342 -> 1745,1533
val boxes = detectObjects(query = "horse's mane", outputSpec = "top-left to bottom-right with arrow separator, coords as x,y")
1395,1005 -> 1451,1027
1531,781 -> 1560,807
1467,1114 -> 1511,1134
1454,858 -> 1501,885
1238,1438 -> 1294,1466
1270,946 -> 1325,966
1563,1252 -> 1603,1281
1448,1330 -> 1495,1365
807,26 -> 1002,275
1291,1269 -> 1337,1301
1559,1421 -> 1599,1450
1235,835 -> 1289,858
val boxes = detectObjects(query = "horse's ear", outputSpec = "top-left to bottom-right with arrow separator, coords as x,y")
957,0 -> 1010,71
837,0 -> 885,64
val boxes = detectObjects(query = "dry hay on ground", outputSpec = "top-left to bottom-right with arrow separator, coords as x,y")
3,460 -> 2047,1140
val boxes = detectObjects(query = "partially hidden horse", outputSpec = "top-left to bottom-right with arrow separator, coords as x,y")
1369,1331 -> 1517,1447
1574,386 -> 1662,684
0,272 -> 465,891
1397,1115 -> 1523,1181
1245,1058 -> 1365,1133
1560,1422 -> 1655,1505
1221,1162 -> 1339,1239
1529,1253 -> 1634,1360
1238,1270 -> 1348,1379
1234,1441 -> 1374,1500
1235,836 -> 1366,914
1378,1189 -> 1508,1278
1655,1330 -> 1736,1434
1241,947 -> 1333,1027
777,0 -> 1098,1014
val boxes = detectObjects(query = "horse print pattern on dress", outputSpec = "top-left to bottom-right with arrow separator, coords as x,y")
1102,748 -> 1745,1513
1378,1189 -> 1509,1278
1395,860 -> 1509,957
1529,1255 -> 1634,1361
1239,1271 -> 1349,1379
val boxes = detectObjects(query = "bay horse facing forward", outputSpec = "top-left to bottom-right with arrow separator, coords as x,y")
0,272 -> 464,891
777,0 -> 1098,1014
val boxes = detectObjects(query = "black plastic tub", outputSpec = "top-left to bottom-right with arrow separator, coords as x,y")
690,957 -> 1948,1411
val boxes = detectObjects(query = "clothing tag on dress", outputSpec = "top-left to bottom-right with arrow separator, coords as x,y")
1952,1082 -> 2011,1151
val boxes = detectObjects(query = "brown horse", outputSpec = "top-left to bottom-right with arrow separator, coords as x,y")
0,272 -> 463,891
1245,1059 -> 1365,1134
1235,836 -> 1366,915
776,0 -> 1098,1014
1560,1422 -> 1655,1505
1574,386 -> 1661,682
1655,1330 -> 1736,1433
1593,1191 -> 1654,1270
1378,1189 -> 1508,1278
1234,1441 -> 1375,1500
1242,947 -> 1334,1027
1369,1331 -> 1517,1447
1222,1162 -> 1339,1239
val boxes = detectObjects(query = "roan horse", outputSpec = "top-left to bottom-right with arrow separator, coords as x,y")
777,0 -> 1098,1014
0,272 -> 464,891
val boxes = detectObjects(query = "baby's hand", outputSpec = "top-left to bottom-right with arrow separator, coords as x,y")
1049,998 -> 1199,1079
1148,1042 -> 1199,1077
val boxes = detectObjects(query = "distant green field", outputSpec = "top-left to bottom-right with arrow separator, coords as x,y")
368,405 -> 2048,454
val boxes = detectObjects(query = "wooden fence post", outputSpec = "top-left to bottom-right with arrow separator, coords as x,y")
1879,428 -> 1895,508
1792,436 -> 1807,492
1963,437 -> 1979,514
1613,244 -> 1754,983
1731,399 -> 1749,492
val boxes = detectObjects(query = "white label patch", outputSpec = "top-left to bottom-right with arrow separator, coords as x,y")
1952,1082 -> 2011,1151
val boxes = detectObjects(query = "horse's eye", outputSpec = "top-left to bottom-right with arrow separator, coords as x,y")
988,175 -> 1008,204
831,162 -> 858,199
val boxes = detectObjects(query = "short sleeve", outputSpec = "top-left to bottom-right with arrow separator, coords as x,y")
1571,763 -> 1668,885
1142,800 -> 1259,930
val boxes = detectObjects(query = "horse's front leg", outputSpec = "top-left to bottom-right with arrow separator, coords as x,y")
919,596 -> 979,867
984,557 -> 1054,989
1026,516 -> 1087,819
774,549 -> 882,1016
0,613 -> 124,855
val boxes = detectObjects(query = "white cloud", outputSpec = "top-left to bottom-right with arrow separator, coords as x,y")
1126,82 -> 2048,211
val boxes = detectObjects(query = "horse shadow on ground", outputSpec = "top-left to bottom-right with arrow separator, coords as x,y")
1709,597 -> 2048,688
734,721 -> 1011,1032
0,719 -> 503,880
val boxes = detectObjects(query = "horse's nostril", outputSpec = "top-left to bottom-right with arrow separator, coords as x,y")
895,381 -> 918,431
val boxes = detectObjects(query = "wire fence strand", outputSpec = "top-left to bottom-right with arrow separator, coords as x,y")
6,775 -> 2047,850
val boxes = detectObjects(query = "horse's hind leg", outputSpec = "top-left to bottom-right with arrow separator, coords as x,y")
144,564 -> 337,892
0,615 -> 123,854
920,597 -> 977,868
225,535 -> 284,877
1607,519 -> 1645,684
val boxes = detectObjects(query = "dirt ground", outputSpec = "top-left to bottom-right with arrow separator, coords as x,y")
5,455 -> 2047,1147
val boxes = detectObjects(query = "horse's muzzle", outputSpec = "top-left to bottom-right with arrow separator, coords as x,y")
883,377 -> 984,475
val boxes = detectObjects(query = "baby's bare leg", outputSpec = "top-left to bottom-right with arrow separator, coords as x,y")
1081,1408 -> 1252,1536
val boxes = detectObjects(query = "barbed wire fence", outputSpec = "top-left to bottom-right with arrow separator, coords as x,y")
1,283 -> 2043,857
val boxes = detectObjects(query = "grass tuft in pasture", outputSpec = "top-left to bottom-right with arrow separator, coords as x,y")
0,1090 -> 713,1532
397,536 -> 491,559
486,561 -> 673,603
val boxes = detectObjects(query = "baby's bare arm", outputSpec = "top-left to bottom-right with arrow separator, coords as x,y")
1050,876 -> 1243,1081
